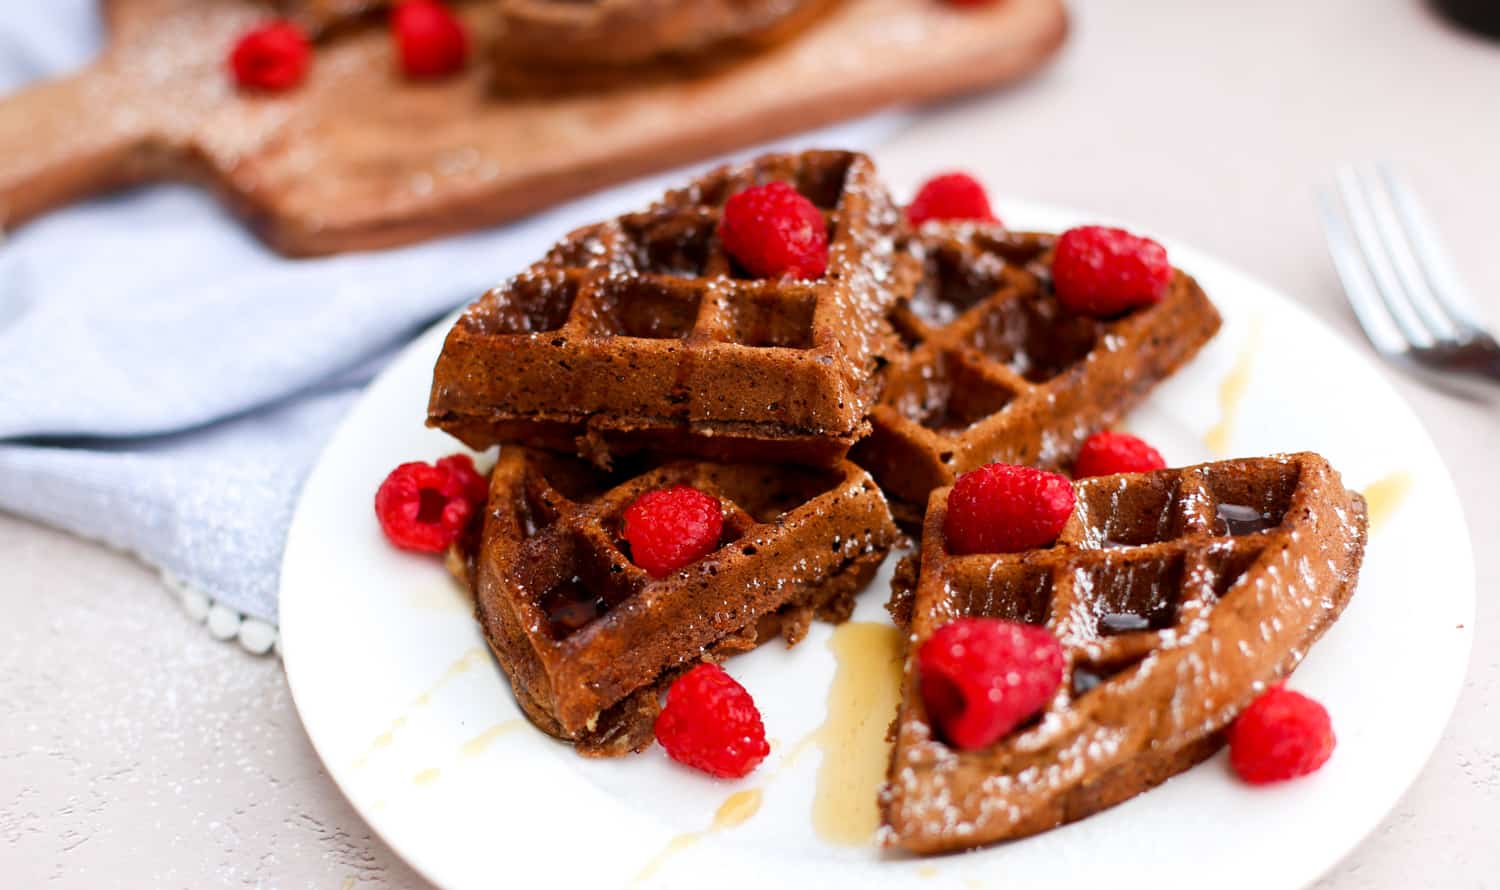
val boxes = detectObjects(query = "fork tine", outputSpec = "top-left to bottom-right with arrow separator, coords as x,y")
1357,166 -> 1464,343
1376,164 -> 1489,334
1334,165 -> 1434,348
1316,188 -> 1410,357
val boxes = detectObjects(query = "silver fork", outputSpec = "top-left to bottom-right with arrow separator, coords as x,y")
1317,164 -> 1500,395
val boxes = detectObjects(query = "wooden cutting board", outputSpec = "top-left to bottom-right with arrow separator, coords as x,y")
0,0 -> 1066,257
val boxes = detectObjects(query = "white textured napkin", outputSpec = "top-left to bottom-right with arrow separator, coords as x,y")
0,1 -> 905,644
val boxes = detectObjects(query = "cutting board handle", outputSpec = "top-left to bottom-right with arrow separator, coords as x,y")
0,61 -> 164,232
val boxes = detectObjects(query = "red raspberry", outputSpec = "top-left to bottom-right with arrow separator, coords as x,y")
1229,686 -> 1336,784
1051,225 -> 1172,317
392,0 -> 469,79
918,618 -> 1064,750
436,453 -> 489,505
907,172 -> 998,226
1073,431 -> 1167,478
944,463 -> 1075,555
374,455 -> 484,553
229,21 -> 311,92
717,182 -> 828,279
655,663 -> 770,778
621,485 -> 724,577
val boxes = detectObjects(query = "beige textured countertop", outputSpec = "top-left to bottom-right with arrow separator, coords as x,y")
3,0 -> 1497,886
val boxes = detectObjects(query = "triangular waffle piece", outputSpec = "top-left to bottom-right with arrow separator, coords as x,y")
429,150 -> 906,468
852,224 -> 1221,527
882,453 -> 1367,852
470,447 -> 898,756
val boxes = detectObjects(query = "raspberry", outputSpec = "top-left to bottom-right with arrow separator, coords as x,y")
436,453 -> 488,505
1229,686 -> 1336,784
374,455 -> 484,553
229,21 -> 311,92
1073,431 -> 1167,478
918,618 -> 1064,750
621,485 -> 724,577
392,0 -> 469,79
717,181 -> 828,279
655,663 -> 770,778
907,172 -> 998,226
944,463 -> 1075,555
1051,225 -> 1172,317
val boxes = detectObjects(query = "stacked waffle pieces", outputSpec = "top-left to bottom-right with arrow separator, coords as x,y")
426,148 -> 1367,848
881,454 -> 1368,851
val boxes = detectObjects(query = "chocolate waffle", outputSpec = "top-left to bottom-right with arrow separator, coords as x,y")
882,453 -> 1367,852
490,0 -> 841,94
851,224 -> 1221,527
429,150 -> 907,469
273,0 -> 391,35
469,447 -> 898,756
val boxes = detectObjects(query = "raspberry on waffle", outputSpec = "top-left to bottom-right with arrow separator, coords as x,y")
429,151 -> 906,469
882,453 -> 1367,852
459,447 -> 898,756
851,224 -> 1221,527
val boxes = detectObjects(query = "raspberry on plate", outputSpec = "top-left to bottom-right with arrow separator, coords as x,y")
1052,225 -> 1172,317
620,485 -> 724,578
392,0 -> 469,79
374,455 -> 485,553
943,463 -> 1075,555
907,172 -> 998,226
717,181 -> 829,279
1073,431 -> 1167,478
229,20 -> 311,92
655,663 -> 770,778
918,618 -> 1064,750
1229,685 -> 1336,784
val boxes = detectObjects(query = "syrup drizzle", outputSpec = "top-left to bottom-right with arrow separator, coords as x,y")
1204,319 -> 1261,456
352,647 -> 487,769
811,622 -> 905,846
459,719 -> 527,758
631,789 -> 765,884
1363,470 -> 1413,533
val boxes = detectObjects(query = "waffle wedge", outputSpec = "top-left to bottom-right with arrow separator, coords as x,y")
853,224 -> 1221,527
429,150 -> 906,469
468,447 -> 898,756
882,453 -> 1367,852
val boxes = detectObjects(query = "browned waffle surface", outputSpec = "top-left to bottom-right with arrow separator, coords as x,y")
490,0 -> 842,94
881,453 -> 1367,852
472,447 -> 898,756
429,150 -> 906,468
851,225 -> 1221,525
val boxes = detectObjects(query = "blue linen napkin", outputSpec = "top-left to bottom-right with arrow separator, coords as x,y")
0,2 -> 902,635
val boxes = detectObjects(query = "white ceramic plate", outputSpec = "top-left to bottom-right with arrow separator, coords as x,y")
280,196 -> 1475,890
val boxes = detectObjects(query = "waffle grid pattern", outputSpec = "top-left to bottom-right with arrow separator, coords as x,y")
430,151 -> 906,465
883,453 -> 1368,852
853,225 -> 1221,520
475,448 -> 898,741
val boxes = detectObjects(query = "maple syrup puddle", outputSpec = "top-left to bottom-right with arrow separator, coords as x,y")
1204,319 -> 1262,456
631,789 -> 764,884
413,767 -> 441,786
352,647 -> 487,769
1363,470 -> 1413,533
812,622 -> 905,846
